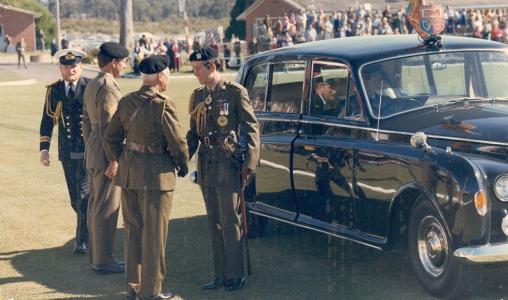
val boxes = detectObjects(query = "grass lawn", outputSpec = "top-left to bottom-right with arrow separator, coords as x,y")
0,72 -> 27,82
1,67 -> 506,299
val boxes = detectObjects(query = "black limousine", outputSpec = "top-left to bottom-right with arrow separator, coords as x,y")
236,35 -> 508,298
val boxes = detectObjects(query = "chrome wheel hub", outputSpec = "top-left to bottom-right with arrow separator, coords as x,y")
417,216 -> 448,277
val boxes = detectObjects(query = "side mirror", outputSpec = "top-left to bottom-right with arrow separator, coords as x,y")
410,132 -> 432,151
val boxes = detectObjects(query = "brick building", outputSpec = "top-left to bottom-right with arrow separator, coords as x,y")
0,4 -> 40,52
237,0 -> 508,43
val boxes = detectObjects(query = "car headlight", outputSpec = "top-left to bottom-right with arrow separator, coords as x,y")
494,175 -> 508,201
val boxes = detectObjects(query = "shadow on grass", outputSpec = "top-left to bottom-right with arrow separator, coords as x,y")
3,214 -> 508,299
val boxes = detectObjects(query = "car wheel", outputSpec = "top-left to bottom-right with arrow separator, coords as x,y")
408,200 -> 477,299
246,210 -> 267,239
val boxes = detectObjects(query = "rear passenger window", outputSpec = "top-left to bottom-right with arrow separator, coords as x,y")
244,63 -> 268,111
310,62 -> 363,119
268,62 -> 306,113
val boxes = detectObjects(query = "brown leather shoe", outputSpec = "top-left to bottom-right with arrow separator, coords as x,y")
201,277 -> 224,290
91,261 -> 125,274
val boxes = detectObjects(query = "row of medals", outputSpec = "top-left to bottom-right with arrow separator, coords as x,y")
205,94 -> 229,127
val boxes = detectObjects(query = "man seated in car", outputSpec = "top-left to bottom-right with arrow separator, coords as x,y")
311,79 -> 342,116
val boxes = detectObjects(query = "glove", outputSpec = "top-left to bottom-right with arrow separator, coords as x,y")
177,164 -> 188,178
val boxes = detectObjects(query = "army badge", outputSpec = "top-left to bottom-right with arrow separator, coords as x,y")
217,116 -> 228,127
204,95 -> 212,105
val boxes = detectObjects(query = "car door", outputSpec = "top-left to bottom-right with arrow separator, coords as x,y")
293,61 -> 367,232
246,61 -> 306,220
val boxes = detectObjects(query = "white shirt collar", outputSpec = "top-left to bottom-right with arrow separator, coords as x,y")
64,80 -> 76,96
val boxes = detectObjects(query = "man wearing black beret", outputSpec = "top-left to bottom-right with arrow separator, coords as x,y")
39,49 -> 91,255
187,47 -> 260,291
82,41 -> 129,274
105,55 -> 189,300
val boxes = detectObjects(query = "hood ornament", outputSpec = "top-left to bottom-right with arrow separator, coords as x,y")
407,0 -> 445,48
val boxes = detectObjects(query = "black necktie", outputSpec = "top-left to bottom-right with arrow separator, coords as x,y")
68,82 -> 75,100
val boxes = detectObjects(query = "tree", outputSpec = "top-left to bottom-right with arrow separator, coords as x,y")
225,0 -> 253,40
119,0 -> 133,49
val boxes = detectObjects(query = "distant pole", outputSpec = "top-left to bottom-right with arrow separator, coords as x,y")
179,0 -> 190,52
184,11 -> 190,52
120,0 -> 133,49
56,0 -> 61,51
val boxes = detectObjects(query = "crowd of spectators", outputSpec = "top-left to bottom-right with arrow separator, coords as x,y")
130,34 -> 182,74
250,5 -> 508,53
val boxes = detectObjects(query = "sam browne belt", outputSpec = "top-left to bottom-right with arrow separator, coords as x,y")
125,140 -> 167,154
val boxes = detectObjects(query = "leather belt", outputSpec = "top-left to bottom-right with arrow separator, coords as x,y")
125,141 -> 167,154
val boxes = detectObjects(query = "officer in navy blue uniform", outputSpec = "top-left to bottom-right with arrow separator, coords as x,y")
39,49 -> 91,254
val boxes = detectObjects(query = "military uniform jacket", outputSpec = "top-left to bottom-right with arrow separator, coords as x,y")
187,79 -> 260,186
82,72 -> 121,170
40,77 -> 91,161
105,85 -> 189,191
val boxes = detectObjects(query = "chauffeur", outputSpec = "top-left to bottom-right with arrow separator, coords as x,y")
187,47 -> 260,291
39,49 -> 90,255
105,55 -> 189,300
82,42 -> 128,274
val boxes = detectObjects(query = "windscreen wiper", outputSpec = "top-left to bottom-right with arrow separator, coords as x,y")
434,97 -> 497,111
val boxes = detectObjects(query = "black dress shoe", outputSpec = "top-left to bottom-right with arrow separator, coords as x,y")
73,242 -> 88,255
126,285 -> 138,300
91,261 -> 125,274
201,277 -> 224,290
224,277 -> 246,291
139,292 -> 174,299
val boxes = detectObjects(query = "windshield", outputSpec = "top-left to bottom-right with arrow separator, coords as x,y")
361,51 -> 508,118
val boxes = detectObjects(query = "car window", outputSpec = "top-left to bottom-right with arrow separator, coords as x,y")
400,56 -> 431,96
310,62 -> 363,120
480,52 -> 508,98
429,53 -> 467,96
244,63 -> 268,111
268,62 -> 305,113
363,51 -> 508,119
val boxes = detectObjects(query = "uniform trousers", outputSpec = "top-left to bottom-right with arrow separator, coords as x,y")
61,158 -> 89,244
201,184 -> 244,280
87,169 -> 121,265
122,189 -> 173,297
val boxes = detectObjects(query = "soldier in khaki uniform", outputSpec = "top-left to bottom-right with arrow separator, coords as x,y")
105,55 -> 189,300
82,42 -> 129,274
187,47 -> 260,291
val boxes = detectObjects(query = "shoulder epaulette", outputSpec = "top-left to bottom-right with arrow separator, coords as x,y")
224,81 -> 244,90
44,80 -> 64,126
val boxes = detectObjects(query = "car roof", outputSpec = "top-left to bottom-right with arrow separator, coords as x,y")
247,34 -> 508,67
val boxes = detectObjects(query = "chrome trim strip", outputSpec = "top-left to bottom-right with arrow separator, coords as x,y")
249,210 -> 384,250
258,116 -> 300,123
269,118 -> 508,147
454,243 -> 508,262
357,49 -> 508,120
